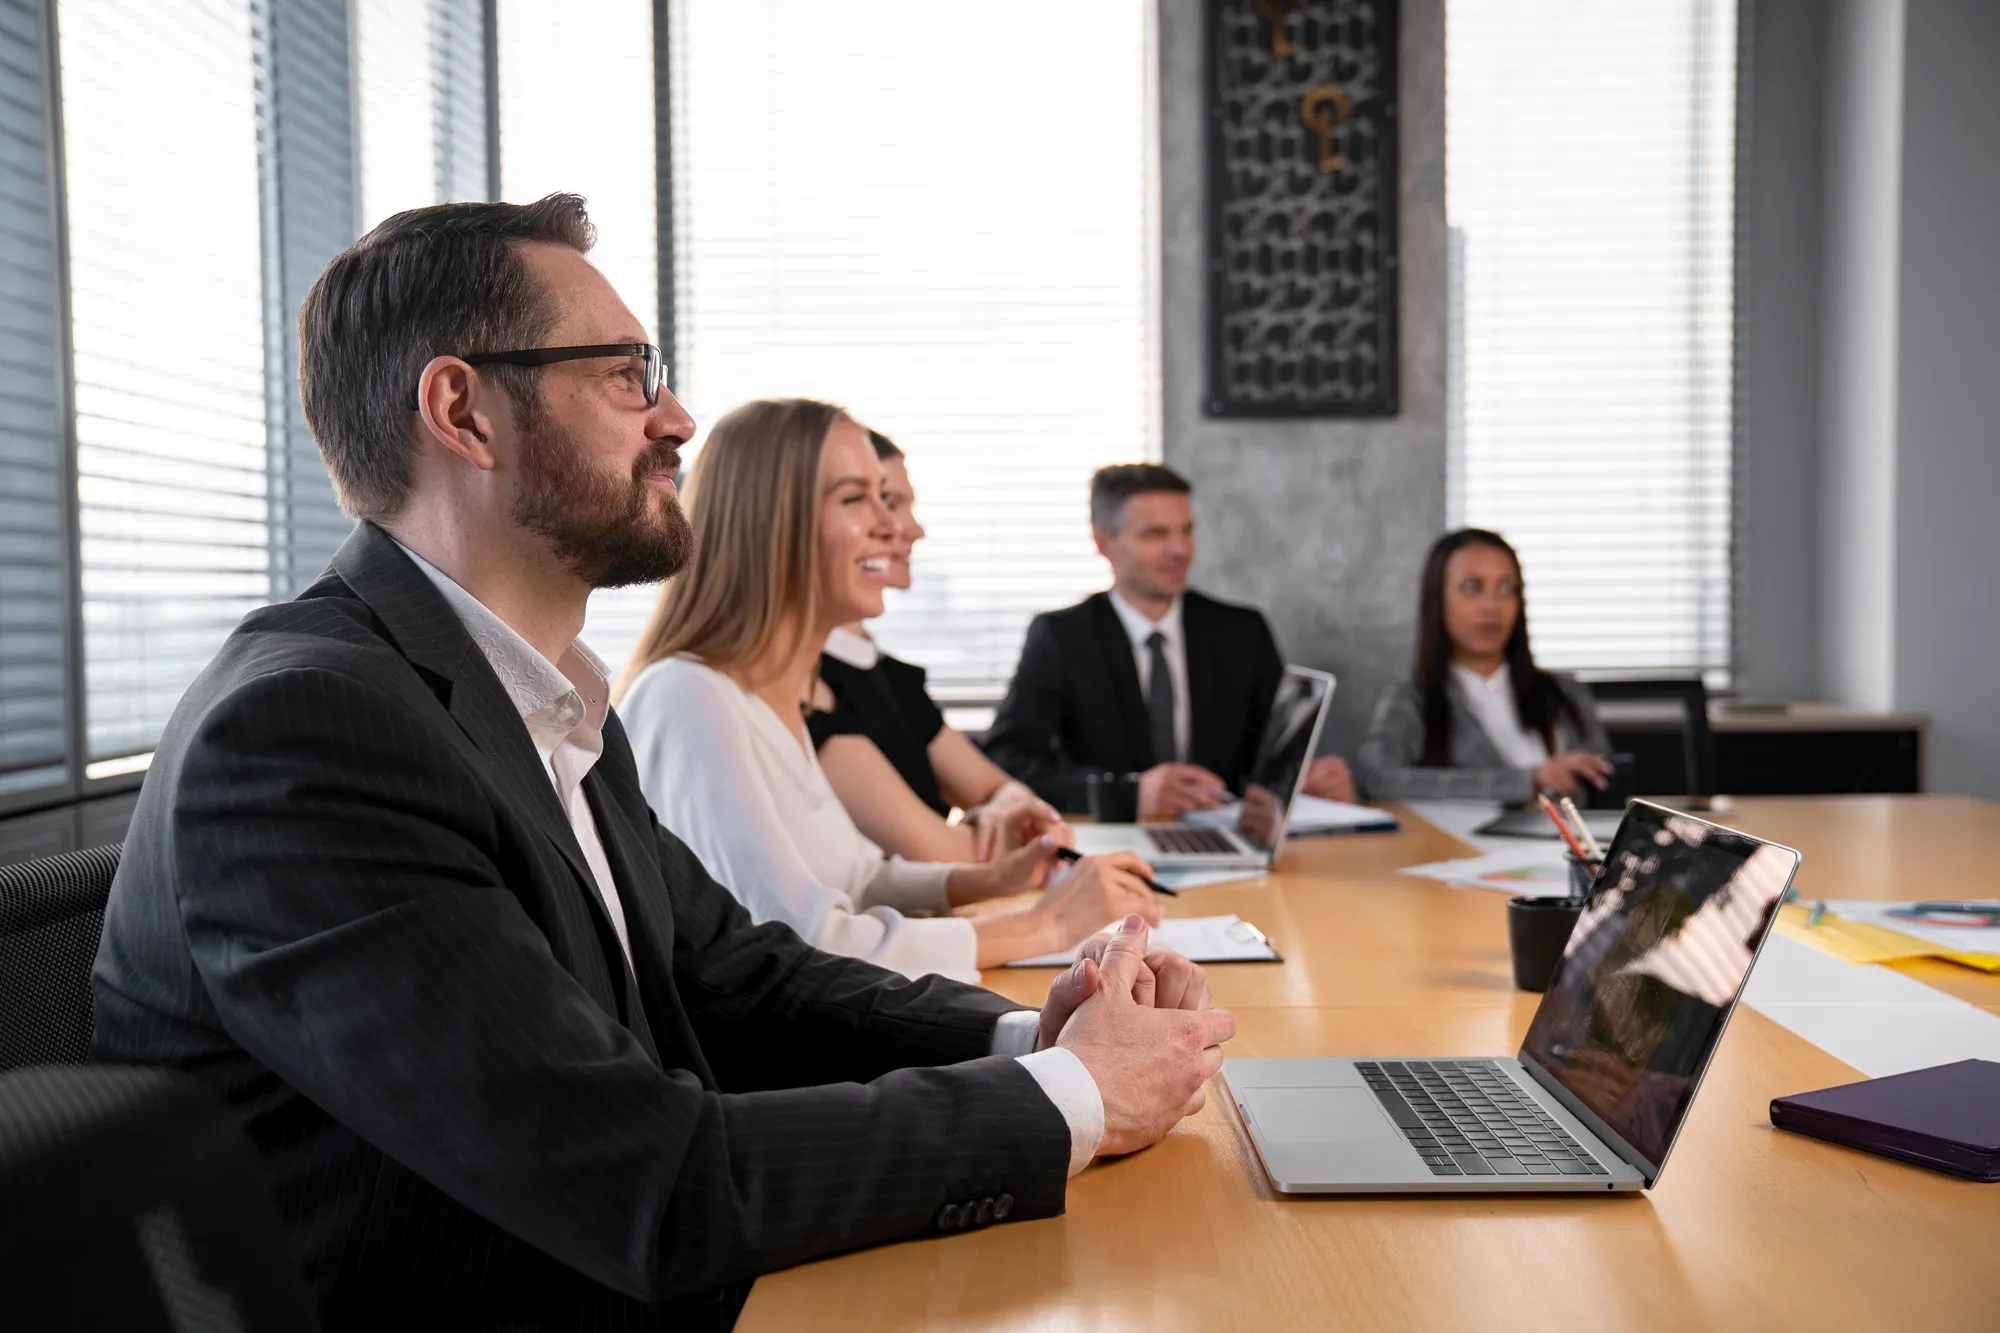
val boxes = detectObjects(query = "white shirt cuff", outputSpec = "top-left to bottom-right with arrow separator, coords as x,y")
989,1009 -> 1041,1057
1014,1046 -> 1105,1176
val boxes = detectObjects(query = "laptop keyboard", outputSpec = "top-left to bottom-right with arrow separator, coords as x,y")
1145,825 -> 1241,856
1356,1060 -> 1611,1178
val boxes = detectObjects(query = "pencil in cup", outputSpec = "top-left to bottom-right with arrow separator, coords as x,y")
1561,850 -> 1602,905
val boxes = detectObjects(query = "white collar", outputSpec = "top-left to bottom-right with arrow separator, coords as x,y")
1107,588 -> 1184,649
395,542 -> 609,731
1450,660 -> 1512,697
823,625 -> 881,670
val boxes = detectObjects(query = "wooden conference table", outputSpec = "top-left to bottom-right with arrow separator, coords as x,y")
739,796 -> 2000,1333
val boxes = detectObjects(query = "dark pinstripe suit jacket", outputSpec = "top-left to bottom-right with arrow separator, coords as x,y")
91,522 -> 1071,1331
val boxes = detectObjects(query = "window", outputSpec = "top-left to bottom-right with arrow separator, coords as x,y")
493,0 -> 663,668
0,0 -> 70,800
59,0 -> 270,768
577,0 -> 1160,692
353,0 -> 492,232
1446,0 -> 1737,676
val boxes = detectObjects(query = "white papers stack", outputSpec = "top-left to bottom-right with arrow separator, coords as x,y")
1402,799 -> 1525,857
1398,844 -> 1573,898
1742,933 -> 2000,1076
1151,868 -> 1269,892
1180,794 -> 1398,836
1000,915 -> 1281,967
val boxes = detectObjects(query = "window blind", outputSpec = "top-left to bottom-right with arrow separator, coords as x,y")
1446,0 -> 1737,676
58,0 -> 271,765
494,0 -> 664,671
259,0 -> 358,598
354,0 -> 492,232
0,0 -> 70,798
579,0 -> 1160,690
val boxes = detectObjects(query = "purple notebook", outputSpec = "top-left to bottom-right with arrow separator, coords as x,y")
1771,1059 -> 2000,1182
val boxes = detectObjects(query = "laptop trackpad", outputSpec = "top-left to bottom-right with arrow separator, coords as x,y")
1247,1086 -> 1396,1144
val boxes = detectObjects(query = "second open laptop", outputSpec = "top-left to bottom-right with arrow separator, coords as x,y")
1069,665 -> 1334,871
1226,799 -> 1802,1193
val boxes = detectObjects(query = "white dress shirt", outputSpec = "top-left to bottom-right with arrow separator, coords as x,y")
1107,589 -> 1190,763
398,555 -> 1103,1175
400,544 -> 632,962
823,625 -> 880,669
1450,661 -> 1551,770
619,654 -> 1103,1173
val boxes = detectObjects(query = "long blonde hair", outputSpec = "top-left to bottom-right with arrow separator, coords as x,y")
617,397 -> 852,698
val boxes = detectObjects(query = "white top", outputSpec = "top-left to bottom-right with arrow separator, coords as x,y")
1450,661 -> 1551,770
398,550 -> 1102,1175
823,625 -> 880,669
619,655 -> 977,983
1107,589 -> 1190,763
399,543 -> 631,963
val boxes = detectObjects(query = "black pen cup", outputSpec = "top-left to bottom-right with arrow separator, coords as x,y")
1507,897 -> 1585,992
1564,850 -> 1603,902
1085,771 -> 1140,824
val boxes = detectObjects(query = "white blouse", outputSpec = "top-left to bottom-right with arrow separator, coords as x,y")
1449,661 -> 1551,770
618,656 -> 977,982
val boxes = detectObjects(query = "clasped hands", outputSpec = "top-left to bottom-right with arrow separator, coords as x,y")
1032,915 -> 1237,1158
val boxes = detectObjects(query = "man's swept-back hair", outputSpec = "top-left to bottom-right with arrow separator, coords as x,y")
1090,462 -> 1192,534
297,193 -> 597,520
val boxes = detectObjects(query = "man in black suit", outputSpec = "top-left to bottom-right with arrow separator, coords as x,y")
91,195 -> 1233,1331
984,464 -> 1356,818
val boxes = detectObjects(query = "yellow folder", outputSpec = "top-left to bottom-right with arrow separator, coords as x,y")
1774,902 -> 2000,972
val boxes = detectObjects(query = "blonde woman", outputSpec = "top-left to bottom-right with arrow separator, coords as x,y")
616,398 -> 1159,982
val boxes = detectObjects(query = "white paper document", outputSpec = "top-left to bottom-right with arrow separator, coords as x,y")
1397,844 -> 1574,898
1151,867 -> 1270,892
1000,914 -> 1281,967
1181,794 -> 1398,836
1401,799 -> 1525,857
1741,933 -> 2000,1077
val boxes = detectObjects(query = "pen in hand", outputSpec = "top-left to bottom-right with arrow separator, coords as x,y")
1054,844 -> 1177,897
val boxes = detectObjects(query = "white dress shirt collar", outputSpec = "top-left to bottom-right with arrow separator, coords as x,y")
1107,587 -> 1184,650
823,625 -> 881,670
394,542 -> 629,960
1450,660 -> 1551,770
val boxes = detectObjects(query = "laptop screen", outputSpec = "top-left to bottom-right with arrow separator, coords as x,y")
1519,802 -> 1799,1171
1235,667 -> 1333,854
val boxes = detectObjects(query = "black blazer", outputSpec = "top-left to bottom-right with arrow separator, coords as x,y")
807,650 -> 948,815
982,590 -> 1286,814
91,523 -> 1070,1332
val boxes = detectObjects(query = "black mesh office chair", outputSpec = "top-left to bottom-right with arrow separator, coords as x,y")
0,1064 -> 321,1331
0,843 -> 120,1071
1587,677 -> 1719,798
0,847 -> 320,1328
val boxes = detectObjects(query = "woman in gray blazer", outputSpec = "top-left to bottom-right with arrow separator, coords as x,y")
1358,528 -> 1611,803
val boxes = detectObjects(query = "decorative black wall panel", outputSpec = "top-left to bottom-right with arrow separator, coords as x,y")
1206,0 -> 1399,417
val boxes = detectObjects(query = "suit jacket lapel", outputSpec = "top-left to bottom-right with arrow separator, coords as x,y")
1181,594 -> 1224,775
330,523 -> 641,1020
1087,593 -> 1157,770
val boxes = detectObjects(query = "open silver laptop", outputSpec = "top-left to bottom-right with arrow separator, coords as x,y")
1071,665 -> 1333,870
1227,800 -> 1801,1192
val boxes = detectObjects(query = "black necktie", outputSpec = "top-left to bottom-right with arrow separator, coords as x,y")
1145,630 -> 1176,765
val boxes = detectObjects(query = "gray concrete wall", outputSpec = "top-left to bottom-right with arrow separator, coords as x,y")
1890,0 -> 2000,797
1734,0 -> 1827,702
1156,0 -> 1448,757
1817,0 -> 1906,710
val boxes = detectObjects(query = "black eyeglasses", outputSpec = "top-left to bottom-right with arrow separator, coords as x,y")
407,343 -> 664,410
